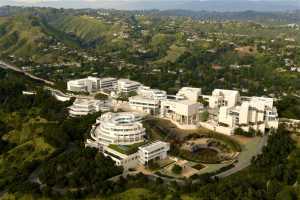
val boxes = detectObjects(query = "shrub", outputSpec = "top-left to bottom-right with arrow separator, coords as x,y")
172,164 -> 183,174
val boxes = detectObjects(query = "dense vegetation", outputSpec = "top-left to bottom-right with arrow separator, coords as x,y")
276,96 -> 300,119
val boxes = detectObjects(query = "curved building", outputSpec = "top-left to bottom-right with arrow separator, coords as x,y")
91,112 -> 145,146
69,99 -> 102,117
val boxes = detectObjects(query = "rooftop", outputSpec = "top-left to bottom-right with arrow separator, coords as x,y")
129,95 -> 160,103
108,142 -> 146,155
162,99 -> 200,106
139,141 -> 169,152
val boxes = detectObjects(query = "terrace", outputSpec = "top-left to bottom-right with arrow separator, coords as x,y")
108,142 -> 146,155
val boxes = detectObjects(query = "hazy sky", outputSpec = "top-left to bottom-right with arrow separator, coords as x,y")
1,0 -> 299,12
4,0 -> 295,2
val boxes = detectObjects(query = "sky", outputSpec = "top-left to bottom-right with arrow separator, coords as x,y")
1,0 -> 299,11
3,0 -> 296,3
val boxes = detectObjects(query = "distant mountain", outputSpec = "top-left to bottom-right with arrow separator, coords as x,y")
1,0 -> 300,12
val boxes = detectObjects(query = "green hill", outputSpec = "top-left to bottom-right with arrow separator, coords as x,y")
0,15 -> 48,57
52,15 -> 108,42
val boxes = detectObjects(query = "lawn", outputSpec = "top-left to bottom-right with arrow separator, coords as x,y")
108,142 -> 146,155
86,188 -> 159,200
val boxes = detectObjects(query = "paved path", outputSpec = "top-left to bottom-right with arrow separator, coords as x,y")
215,135 -> 268,178
0,60 -> 55,85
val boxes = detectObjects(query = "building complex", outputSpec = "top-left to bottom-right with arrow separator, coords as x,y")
67,76 -> 101,93
68,76 -> 279,140
86,112 -> 170,170
91,112 -> 145,146
117,79 -> 141,94
160,99 -> 202,127
67,77 -> 143,94
128,86 -> 167,114
74,76 -> 280,170
138,141 -> 170,165
68,99 -> 103,117
203,89 -> 240,109
201,89 -> 279,135
176,87 -> 202,102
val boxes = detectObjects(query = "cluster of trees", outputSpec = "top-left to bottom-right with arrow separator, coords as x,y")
276,95 -> 300,120
42,113 -> 100,148
234,127 -> 260,137
39,147 -> 122,196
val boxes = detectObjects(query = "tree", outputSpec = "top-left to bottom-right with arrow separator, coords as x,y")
172,164 -> 183,175
200,111 -> 209,122
234,127 -> 245,135
95,93 -> 108,101
0,120 -> 7,134
198,96 -> 209,107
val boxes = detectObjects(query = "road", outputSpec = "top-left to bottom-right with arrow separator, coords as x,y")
0,60 -> 55,85
215,134 -> 268,178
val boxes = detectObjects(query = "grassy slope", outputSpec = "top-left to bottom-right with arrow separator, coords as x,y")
156,44 -> 187,63
0,15 -> 47,57
52,15 -> 109,42
0,112 -> 55,188
0,137 -> 55,185
87,188 -> 160,200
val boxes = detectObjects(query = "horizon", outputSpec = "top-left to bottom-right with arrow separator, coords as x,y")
1,0 -> 300,12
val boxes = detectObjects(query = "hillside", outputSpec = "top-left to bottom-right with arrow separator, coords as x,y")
51,15 -> 109,44
0,68 -> 122,197
0,15 -> 48,57
0,7 -> 299,97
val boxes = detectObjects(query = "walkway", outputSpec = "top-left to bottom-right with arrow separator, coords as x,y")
215,135 -> 268,178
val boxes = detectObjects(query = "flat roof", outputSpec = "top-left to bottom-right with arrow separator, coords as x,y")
129,95 -> 160,103
139,141 -> 168,152
162,99 -> 199,106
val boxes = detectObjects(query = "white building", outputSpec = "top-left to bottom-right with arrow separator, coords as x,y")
138,141 -> 170,165
102,141 -> 170,170
218,96 -> 279,134
137,86 -> 167,100
67,77 -> 117,93
128,86 -> 167,114
117,79 -> 141,94
176,87 -> 201,102
91,112 -> 146,146
99,77 -> 117,91
129,96 -> 160,114
103,146 -> 140,170
204,89 -> 240,109
160,99 -> 202,126
86,112 -> 170,170
67,76 -> 100,93
69,99 -> 102,117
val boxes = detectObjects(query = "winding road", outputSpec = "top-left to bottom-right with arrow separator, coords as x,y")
215,134 -> 268,178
